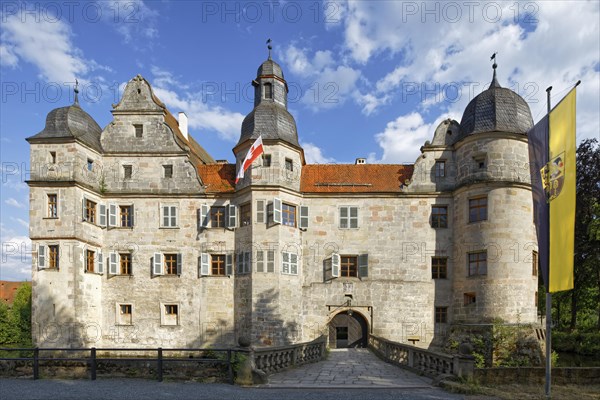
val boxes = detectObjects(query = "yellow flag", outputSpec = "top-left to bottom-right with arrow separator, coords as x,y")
548,89 -> 576,292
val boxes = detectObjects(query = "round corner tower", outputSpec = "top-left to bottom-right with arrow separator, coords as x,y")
451,64 -> 538,324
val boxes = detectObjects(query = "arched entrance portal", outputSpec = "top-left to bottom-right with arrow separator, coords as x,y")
328,311 -> 369,348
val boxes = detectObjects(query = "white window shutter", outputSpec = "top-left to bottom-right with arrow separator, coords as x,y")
200,204 -> 209,228
109,252 -> 118,275
200,253 -> 209,276
359,253 -> 369,277
339,207 -> 348,228
267,250 -> 275,273
97,251 -> 104,274
256,200 -> 265,223
171,206 -> 178,227
130,204 -> 135,227
99,204 -> 107,227
38,245 -> 46,269
226,254 -> 233,275
176,253 -> 182,275
228,205 -> 237,228
282,252 -> 289,274
109,204 -> 118,227
332,253 -> 340,278
299,205 -> 309,229
162,206 -> 169,227
82,198 -> 87,221
350,207 -> 359,228
256,250 -> 264,272
291,253 -> 298,275
153,253 -> 163,275
273,198 -> 282,224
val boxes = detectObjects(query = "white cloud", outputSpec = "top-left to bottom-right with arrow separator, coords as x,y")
0,235 -> 32,281
5,198 -> 24,208
150,67 -> 245,142
0,13 -> 108,83
301,142 -> 336,164
11,217 -> 29,229
99,0 -> 159,44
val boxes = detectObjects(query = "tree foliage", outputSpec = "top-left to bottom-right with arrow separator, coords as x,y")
0,283 -> 32,348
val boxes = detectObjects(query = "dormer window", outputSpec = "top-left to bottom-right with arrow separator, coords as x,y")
264,83 -> 273,99
87,159 -> 93,171
134,124 -> 143,138
50,151 -> 56,164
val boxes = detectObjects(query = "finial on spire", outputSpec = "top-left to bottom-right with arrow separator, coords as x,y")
489,52 -> 500,88
74,78 -> 80,105
266,38 -> 272,60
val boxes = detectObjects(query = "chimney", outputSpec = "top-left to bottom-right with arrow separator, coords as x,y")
178,112 -> 188,140
355,158 -> 366,165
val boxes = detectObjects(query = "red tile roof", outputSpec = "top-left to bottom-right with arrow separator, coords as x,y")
301,164 -> 414,193
197,164 -> 236,193
0,281 -> 27,304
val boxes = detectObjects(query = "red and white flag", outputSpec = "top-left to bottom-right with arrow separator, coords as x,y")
235,135 -> 264,183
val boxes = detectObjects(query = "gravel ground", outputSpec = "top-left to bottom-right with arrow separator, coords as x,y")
0,378 -> 470,400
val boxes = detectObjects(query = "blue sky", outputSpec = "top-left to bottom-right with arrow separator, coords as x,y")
1,1 -> 599,281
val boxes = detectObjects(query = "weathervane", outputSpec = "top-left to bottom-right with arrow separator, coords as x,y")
490,52 -> 498,69
267,38 -> 272,60
74,78 -> 80,105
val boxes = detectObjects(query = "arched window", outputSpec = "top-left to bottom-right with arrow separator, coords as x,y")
264,83 -> 273,99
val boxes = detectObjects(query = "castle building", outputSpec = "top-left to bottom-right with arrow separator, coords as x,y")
27,56 -> 538,349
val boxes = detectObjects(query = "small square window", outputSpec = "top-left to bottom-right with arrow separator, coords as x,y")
285,158 -> 293,171
282,203 -> 296,227
85,250 -> 95,273
341,256 -> 358,277
120,253 -> 132,275
163,165 -> 173,178
161,205 -> 178,228
134,124 -> 143,138
468,251 -> 487,276
123,165 -> 132,179
164,253 -> 178,275
432,257 -> 447,279
118,304 -> 133,325
87,159 -> 94,171
120,205 -> 133,227
162,304 -> 179,326
240,203 -> 251,226
464,292 -> 476,306
50,151 -> 56,164
48,245 -> 59,269
431,206 -> 448,228
210,206 -> 226,228
469,197 -> 487,223
211,254 -> 226,276
435,160 -> 446,177
84,199 -> 97,224
339,206 -> 358,229
263,154 -> 271,167
435,307 -> 448,323
474,156 -> 486,169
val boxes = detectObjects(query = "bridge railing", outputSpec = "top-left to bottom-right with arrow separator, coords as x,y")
250,335 -> 327,375
368,335 -> 474,378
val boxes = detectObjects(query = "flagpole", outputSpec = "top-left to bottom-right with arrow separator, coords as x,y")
545,85 -> 552,400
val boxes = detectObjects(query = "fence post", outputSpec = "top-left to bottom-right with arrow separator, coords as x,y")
227,350 -> 233,384
157,348 -> 163,382
90,347 -> 97,380
33,347 -> 39,380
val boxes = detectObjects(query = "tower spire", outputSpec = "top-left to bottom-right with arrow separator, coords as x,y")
266,38 -> 272,60
490,52 -> 501,88
74,79 -> 80,106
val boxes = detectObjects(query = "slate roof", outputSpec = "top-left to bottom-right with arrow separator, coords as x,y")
301,164 -> 414,194
458,70 -> 533,138
257,59 -> 284,79
239,102 -> 299,146
26,104 -> 103,152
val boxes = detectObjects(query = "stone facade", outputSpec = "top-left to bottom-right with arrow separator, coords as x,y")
27,59 -> 539,350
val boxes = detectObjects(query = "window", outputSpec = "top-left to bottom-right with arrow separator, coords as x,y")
432,257 -> 447,279
85,250 -> 95,273
240,203 -> 251,226
87,159 -> 94,171
468,197 -> 487,222
267,250 -> 275,273
118,304 -> 132,325
339,206 -> 358,229
48,245 -> 59,269
468,251 -> 487,276
285,158 -> 293,171
161,205 -> 178,227
256,251 -> 264,272
435,307 -> 448,323
164,254 -> 178,275
256,200 -> 265,223
210,206 -> 226,228
123,165 -> 132,179
435,160 -> 446,177
282,203 -> 296,227
474,156 -> 486,169
264,83 -> 272,99
134,124 -> 143,138
163,165 -> 173,178
262,154 -> 271,167
464,292 -> 476,306
47,194 -> 57,218
120,205 -> 133,227
532,251 -> 539,276
162,304 -> 179,326
120,253 -> 132,275
431,206 -> 448,228
211,254 -> 226,276
237,252 -> 251,274
50,151 -> 56,164
84,199 -> 97,223
282,252 -> 298,275
341,256 -> 358,277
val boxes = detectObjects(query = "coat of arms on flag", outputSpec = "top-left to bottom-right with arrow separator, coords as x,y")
540,152 -> 565,202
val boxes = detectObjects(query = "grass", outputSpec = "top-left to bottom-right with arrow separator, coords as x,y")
447,381 -> 600,400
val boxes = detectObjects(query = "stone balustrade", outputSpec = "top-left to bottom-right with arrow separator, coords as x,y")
368,335 -> 474,378
251,335 -> 327,375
